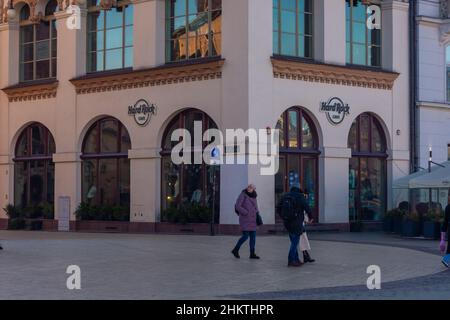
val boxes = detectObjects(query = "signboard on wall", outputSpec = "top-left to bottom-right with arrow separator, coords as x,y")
128,99 -> 157,126
320,97 -> 350,125
58,196 -> 71,232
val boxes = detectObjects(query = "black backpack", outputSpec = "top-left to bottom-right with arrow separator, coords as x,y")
279,195 -> 297,221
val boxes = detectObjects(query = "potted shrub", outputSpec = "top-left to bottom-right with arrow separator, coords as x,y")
392,208 -> 406,234
3,204 -> 26,230
383,209 -> 395,233
402,211 -> 420,237
423,208 -> 443,239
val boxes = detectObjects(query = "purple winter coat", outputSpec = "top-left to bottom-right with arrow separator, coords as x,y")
235,191 -> 259,232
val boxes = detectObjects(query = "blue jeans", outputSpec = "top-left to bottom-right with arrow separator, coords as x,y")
235,231 -> 256,252
288,233 -> 300,263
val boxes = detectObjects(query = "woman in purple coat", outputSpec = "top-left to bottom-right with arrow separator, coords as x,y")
231,184 -> 260,259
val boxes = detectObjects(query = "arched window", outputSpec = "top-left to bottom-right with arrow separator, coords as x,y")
81,118 -> 131,211
275,107 -> 319,222
14,123 -> 55,209
273,0 -> 313,58
87,0 -> 134,72
166,0 -> 222,62
348,113 -> 387,222
161,109 -> 220,222
19,1 -> 58,82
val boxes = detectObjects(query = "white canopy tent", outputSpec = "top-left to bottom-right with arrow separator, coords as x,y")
393,162 -> 450,189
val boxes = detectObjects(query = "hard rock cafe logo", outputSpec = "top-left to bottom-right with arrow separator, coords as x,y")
320,97 -> 350,125
128,99 -> 157,126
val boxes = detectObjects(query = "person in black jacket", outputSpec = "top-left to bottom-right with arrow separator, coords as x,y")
440,197 -> 450,254
277,185 -> 312,267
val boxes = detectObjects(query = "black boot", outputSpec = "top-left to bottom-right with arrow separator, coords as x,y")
303,251 -> 315,263
231,247 -> 240,259
250,250 -> 260,259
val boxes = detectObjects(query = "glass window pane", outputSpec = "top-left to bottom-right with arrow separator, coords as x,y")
21,43 -> 34,62
88,51 -> 104,72
124,47 -> 133,68
162,156 -> 180,211
20,25 -> 34,43
101,119 -> 119,153
120,126 -> 131,153
36,40 -> 50,60
288,110 -> 298,148
276,117 -> 285,148
349,157 -> 359,221
125,5 -> 134,25
106,7 -> 123,29
98,158 -> 118,206
88,11 -> 105,31
31,125 -> 45,155
88,31 -> 104,52
82,159 -> 98,204
119,158 -> 130,208
352,22 -> 366,44
302,116 -> 314,149
36,60 -> 50,79
348,120 -> 357,152
372,120 -> 385,152
105,49 -> 123,70
46,162 -> 55,204
21,62 -> 34,81
303,158 -> 316,208
360,115 -> 370,152
29,160 -> 45,206
287,155 -> 300,190
36,21 -> 50,41
280,10 -> 296,33
125,26 -> 133,47
84,125 -> 98,154
281,33 -> 296,56
14,161 -> 28,208
182,164 -> 203,204
16,132 -> 28,157
106,28 -> 123,49
352,44 -> 366,65
281,0 -> 295,11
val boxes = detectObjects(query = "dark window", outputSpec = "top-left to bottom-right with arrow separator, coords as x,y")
19,1 -> 57,82
160,109 -> 220,222
346,0 -> 381,67
81,118 -> 131,212
273,0 -> 313,58
348,113 -> 387,222
87,1 -> 134,72
14,123 -> 55,209
275,107 -> 319,222
165,0 -> 222,62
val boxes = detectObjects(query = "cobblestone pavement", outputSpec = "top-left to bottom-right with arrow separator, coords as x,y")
0,231 -> 447,300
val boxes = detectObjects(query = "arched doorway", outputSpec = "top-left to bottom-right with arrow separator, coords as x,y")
80,117 -> 131,214
348,113 -> 387,222
14,123 -> 55,209
275,107 -> 320,222
160,109 -> 220,223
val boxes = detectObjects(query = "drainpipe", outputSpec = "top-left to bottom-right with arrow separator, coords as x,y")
409,0 -> 418,173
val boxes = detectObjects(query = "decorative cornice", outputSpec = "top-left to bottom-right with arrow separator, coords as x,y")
70,58 -> 224,95
271,57 -> 399,90
1,80 -> 58,102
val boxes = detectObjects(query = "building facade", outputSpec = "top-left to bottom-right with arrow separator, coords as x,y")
0,0 -> 410,233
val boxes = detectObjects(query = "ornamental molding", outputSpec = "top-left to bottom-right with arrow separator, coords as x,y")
1,80 -> 58,102
271,57 -> 399,90
70,59 -> 224,95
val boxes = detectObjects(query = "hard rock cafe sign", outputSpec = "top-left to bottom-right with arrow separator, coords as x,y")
128,99 -> 157,127
320,97 -> 350,126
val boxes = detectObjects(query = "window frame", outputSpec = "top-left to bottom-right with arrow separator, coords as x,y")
273,0 -> 314,59
346,0 -> 382,68
19,2 -> 58,82
86,0 -> 134,73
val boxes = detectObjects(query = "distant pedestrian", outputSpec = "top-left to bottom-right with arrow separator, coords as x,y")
440,195 -> 450,255
300,190 -> 315,263
277,184 -> 311,267
231,184 -> 261,260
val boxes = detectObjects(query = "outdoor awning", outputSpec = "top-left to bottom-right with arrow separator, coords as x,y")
393,161 -> 450,189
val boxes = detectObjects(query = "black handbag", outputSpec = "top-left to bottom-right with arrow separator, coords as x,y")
256,212 -> 263,226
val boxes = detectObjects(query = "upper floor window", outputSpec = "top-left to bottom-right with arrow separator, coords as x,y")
165,0 -> 222,62
446,46 -> 450,102
19,0 -> 57,82
87,0 -> 134,72
273,0 -> 313,58
346,0 -> 381,67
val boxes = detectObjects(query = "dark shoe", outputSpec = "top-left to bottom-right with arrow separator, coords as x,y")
303,251 -> 315,263
0,245 -> 3,250
288,261 -> 303,267
231,248 -> 240,259
250,251 -> 260,259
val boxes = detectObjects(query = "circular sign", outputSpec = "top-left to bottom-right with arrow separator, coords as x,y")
320,97 -> 350,125
128,99 -> 157,127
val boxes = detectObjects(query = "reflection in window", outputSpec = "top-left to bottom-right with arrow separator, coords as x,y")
19,1 -> 58,82
166,0 -> 222,62
346,0 -> 381,67
160,109 -> 220,222
348,113 -> 387,222
14,123 -> 55,208
81,118 -> 131,211
87,0 -> 134,72
447,46 -> 450,102
273,0 -> 313,58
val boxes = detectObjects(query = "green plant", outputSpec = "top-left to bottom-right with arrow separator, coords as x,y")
162,206 -> 181,223
424,208 -> 444,223
75,202 -> 92,221
385,208 -> 407,219
3,204 -> 22,219
41,202 -> 54,219
404,211 -> 420,222
76,202 -> 130,221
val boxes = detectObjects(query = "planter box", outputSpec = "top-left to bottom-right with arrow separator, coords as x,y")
75,220 -> 131,233
393,217 -> 403,234
383,217 -> 393,233
401,220 -> 420,237
423,221 -> 441,240
350,222 -> 362,232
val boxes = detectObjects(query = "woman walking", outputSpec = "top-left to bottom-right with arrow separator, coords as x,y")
232,184 -> 260,260
300,189 -> 315,263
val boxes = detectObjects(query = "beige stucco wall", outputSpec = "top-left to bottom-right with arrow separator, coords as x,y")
0,0 -> 411,226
